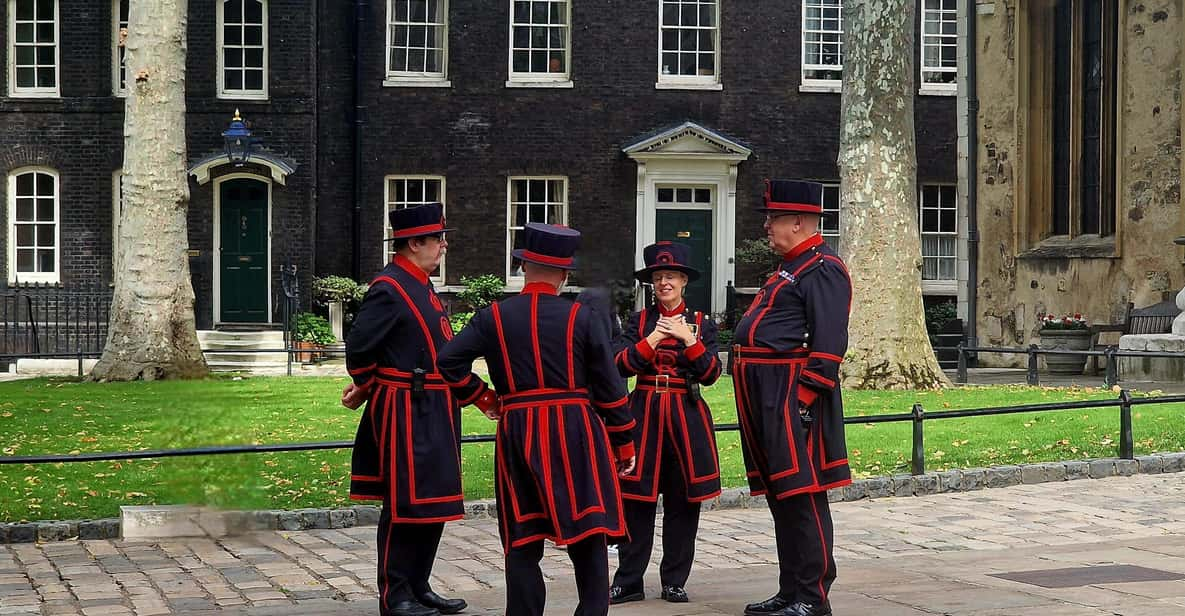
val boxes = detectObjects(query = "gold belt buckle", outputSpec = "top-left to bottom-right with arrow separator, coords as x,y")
655,374 -> 670,393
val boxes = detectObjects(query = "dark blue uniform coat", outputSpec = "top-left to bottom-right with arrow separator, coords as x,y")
437,282 -> 636,553
732,234 -> 852,499
345,255 -> 488,523
614,304 -> 722,503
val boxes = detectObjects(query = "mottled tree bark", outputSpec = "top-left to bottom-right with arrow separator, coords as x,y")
837,0 -> 948,389
93,0 -> 207,380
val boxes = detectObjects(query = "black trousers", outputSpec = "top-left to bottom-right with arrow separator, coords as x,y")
612,432 -> 701,590
377,505 -> 445,614
505,535 -> 609,616
767,490 -> 836,605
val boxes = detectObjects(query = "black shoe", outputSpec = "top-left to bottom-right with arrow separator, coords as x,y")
608,585 -> 645,604
789,601 -> 832,616
660,585 -> 688,603
388,599 -> 439,616
744,595 -> 791,616
416,591 -> 467,615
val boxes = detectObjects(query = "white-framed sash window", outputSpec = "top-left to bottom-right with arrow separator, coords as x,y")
800,0 -> 842,92
7,168 -> 60,283
8,0 -> 59,97
217,0 -> 268,99
506,177 -> 568,283
657,0 -> 721,90
385,0 -> 450,87
507,0 -> 572,87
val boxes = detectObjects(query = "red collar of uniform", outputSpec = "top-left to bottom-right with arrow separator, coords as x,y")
393,254 -> 430,285
520,282 -> 559,295
658,301 -> 686,317
783,234 -> 825,262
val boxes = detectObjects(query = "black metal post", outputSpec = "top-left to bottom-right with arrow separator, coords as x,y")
1026,344 -> 1039,386
911,403 -> 925,476
1104,346 -> 1118,389
1118,389 -> 1134,460
956,342 -> 967,383
77,349 -> 83,378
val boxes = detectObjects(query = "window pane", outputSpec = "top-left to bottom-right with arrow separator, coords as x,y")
225,70 -> 243,90
547,204 -> 562,222
16,225 -> 34,246
922,209 -> 938,231
512,204 -> 527,226
244,25 -> 263,46
676,188 -> 691,202
406,179 -> 424,202
940,208 -> 956,232
224,24 -> 242,45
16,198 -> 34,220
36,198 -> 54,221
694,188 -> 710,203
225,0 -> 242,22
700,3 -> 716,27
36,21 -> 54,43
16,173 -> 35,195
225,48 -> 243,68
38,249 -> 54,273
513,1 -> 530,22
16,22 -> 34,43
36,224 -> 54,247
16,0 -> 34,20
549,1 -> 565,25
36,0 -> 53,19
16,46 -> 36,66
16,68 -> 36,88
528,180 -> 545,202
36,68 -> 54,87
36,45 -> 54,65
245,0 -> 264,22
512,180 -> 527,201
657,188 -> 673,202
244,69 -> 264,90
17,249 -> 34,272
245,48 -> 264,68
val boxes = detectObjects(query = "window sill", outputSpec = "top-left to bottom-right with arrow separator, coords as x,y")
798,83 -> 841,94
5,278 -> 61,286
918,86 -> 957,97
1017,235 -> 1119,260
217,92 -> 269,101
505,80 -> 574,89
383,78 -> 452,88
655,81 -> 723,91
921,280 -> 959,295
6,92 -> 61,99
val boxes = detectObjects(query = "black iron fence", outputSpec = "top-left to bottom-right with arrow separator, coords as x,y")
2,387 -> 1184,481
950,343 -> 1185,388
0,284 -> 112,357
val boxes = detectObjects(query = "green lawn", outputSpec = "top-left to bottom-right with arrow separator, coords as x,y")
1,376 -> 1182,522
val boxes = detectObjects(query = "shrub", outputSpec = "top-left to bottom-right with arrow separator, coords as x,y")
735,238 -> 781,281
457,275 -> 505,310
292,312 -> 336,345
313,275 -> 365,307
607,279 -> 638,322
450,311 -> 474,334
924,301 -> 958,333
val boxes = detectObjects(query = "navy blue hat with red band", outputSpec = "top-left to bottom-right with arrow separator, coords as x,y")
759,179 -> 824,215
634,241 -> 701,283
386,202 -> 454,241
512,222 -> 581,270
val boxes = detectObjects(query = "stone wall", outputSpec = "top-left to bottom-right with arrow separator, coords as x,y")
973,0 -> 1183,363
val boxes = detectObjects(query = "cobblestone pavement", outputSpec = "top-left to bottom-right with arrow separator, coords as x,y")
2,473 -> 1184,615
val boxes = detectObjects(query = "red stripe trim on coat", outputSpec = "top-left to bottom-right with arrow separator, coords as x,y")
530,293 -> 545,386
809,352 -> 845,363
605,418 -> 636,433
402,390 -> 464,505
372,276 -> 438,363
746,279 -> 789,346
599,395 -> 629,409
491,303 -> 516,391
808,494 -> 831,600
821,254 -> 854,314
802,369 -> 836,389
566,303 -> 579,389
675,395 -> 721,484
684,340 -> 707,361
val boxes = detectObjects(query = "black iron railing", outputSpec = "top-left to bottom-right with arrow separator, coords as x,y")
947,343 -> 1185,388
3,390 -> 1184,480
0,284 -> 111,357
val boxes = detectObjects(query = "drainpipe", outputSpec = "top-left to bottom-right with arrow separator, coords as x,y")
351,0 -> 368,281
964,0 -> 979,349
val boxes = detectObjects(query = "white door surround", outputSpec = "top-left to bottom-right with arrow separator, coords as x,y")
622,122 -> 752,312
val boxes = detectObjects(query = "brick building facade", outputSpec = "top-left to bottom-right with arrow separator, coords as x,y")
1,0 -> 958,329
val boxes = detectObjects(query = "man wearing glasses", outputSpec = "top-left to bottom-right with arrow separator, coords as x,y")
731,180 -> 853,616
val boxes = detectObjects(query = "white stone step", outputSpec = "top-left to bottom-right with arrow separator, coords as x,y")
207,360 -> 291,371
197,330 -> 286,346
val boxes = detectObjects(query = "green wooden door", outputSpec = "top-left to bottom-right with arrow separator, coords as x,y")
655,208 -> 713,312
219,179 -> 269,323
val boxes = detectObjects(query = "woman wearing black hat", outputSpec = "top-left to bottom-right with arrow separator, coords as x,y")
608,241 -> 722,605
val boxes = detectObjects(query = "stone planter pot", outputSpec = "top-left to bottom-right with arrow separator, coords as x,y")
1039,329 -> 1091,374
328,301 -> 345,343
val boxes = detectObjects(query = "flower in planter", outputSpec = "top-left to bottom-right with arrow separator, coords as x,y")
1039,312 -> 1089,331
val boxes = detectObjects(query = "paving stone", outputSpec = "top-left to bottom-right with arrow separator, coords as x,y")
959,468 -> 985,491
328,510 -> 355,530
891,474 -> 914,497
1163,452 -> 1185,473
276,513 -> 302,532
1064,460 -> 1090,480
863,477 -> 892,499
935,469 -> 963,493
1137,454 -> 1167,474
1088,459 -> 1117,478
985,465 -> 1021,488
352,506 -> 381,527
8,525 -> 36,544
1115,459 -> 1138,476
913,474 -> 938,496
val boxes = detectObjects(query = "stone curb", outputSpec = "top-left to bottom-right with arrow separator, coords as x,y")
4,452 -> 1184,544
